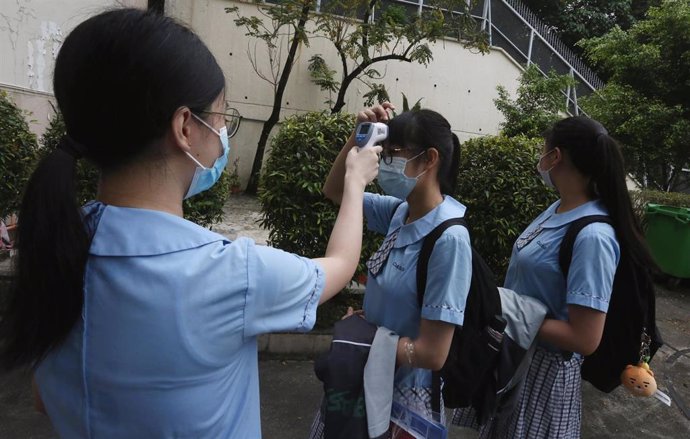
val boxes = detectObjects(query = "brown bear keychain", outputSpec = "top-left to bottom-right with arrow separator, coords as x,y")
620,331 -> 671,406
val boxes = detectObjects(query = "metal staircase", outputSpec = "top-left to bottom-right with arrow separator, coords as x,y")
380,0 -> 604,114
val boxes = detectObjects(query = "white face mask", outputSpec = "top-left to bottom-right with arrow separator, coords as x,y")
536,149 -> 556,189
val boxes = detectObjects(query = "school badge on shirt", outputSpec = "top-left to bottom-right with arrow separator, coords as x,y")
515,215 -> 552,250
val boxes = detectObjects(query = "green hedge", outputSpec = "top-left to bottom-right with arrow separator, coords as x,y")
456,135 -> 556,280
259,111 -> 382,282
0,91 -> 38,218
39,110 -> 229,228
182,172 -> 230,227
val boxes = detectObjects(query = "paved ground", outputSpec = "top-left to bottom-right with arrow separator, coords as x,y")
0,195 -> 688,438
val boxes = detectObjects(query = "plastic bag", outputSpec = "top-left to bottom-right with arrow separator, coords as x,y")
389,367 -> 447,439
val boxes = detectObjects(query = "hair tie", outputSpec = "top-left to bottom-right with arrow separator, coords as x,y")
57,135 -> 87,160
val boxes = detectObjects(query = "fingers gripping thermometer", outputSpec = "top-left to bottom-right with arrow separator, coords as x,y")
355,122 -> 388,148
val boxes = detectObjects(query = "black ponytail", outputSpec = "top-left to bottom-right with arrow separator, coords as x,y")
1,148 -> 90,370
546,116 -> 656,269
0,8 -> 225,370
593,134 -> 656,268
448,133 -> 461,194
387,109 -> 460,195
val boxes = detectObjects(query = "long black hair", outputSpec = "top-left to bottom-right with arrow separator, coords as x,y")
545,116 -> 656,268
386,109 -> 461,194
0,8 -> 225,370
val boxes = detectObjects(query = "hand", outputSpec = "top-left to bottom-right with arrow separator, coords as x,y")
345,144 -> 382,189
356,102 -> 395,125
341,306 -> 366,320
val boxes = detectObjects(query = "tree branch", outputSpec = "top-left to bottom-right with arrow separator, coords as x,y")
368,53 -> 412,66
361,0 -> 380,61
335,40 -> 349,82
247,43 -> 276,88
345,52 -> 410,91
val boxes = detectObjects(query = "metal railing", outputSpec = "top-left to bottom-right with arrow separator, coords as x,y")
373,0 -> 604,114
499,0 -> 602,88
479,0 -> 603,114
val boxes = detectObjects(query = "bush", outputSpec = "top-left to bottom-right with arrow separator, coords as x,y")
183,171 -> 230,227
0,91 -> 38,218
630,189 -> 690,227
494,65 -> 576,138
39,110 -> 230,228
259,111 -> 382,284
455,135 -> 556,280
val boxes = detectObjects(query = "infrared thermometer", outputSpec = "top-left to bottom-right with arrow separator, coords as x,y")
354,122 -> 388,148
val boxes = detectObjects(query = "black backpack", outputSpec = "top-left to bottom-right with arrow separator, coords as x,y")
415,218 -> 504,416
559,215 -> 663,393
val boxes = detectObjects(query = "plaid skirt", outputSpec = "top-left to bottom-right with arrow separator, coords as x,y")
451,346 -> 584,439
309,386 -> 445,439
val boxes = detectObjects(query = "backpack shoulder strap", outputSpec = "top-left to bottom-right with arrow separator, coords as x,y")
416,217 -> 467,417
558,215 -> 613,278
417,218 -> 467,307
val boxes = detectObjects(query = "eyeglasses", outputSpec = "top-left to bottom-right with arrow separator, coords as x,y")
199,104 -> 242,138
380,146 -> 417,165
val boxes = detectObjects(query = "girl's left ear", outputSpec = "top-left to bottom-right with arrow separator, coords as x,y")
170,106 -> 194,155
425,147 -> 440,168
552,147 -> 564,166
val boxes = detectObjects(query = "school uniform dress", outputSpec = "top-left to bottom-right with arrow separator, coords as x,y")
310,193 -> 472,438
452,199 -> 620,439
34,201 -> 325,439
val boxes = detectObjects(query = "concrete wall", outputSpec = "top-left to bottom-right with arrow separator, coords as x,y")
167,0 -> 523,186
0,0 -> 147,134
1,0 -> 523,186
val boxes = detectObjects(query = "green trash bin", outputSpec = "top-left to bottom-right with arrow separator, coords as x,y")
645,204 -> 690,279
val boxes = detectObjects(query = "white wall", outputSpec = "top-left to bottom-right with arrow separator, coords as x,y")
0,0 -> 146,134
1,0 -> 523,186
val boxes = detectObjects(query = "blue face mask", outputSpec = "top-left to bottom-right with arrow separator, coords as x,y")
377,151 -> 427,200
184,115 -> 230,199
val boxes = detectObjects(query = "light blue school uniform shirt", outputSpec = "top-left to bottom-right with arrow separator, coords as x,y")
505,199 -> 620,322
362,193 -> 472,386
34,202 -> 324,439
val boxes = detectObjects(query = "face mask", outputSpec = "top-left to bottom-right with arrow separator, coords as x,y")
184,115 -> 230,199
377,151 -> 427,200
536,149 -> 556,189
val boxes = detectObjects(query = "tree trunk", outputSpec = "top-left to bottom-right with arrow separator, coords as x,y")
330,82 -> 349,114
244,3 -> 312,195
330,67 -> 362,114
245,116 -> 278,195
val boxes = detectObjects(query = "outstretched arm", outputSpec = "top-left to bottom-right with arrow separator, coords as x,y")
314,145 -> 382,304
